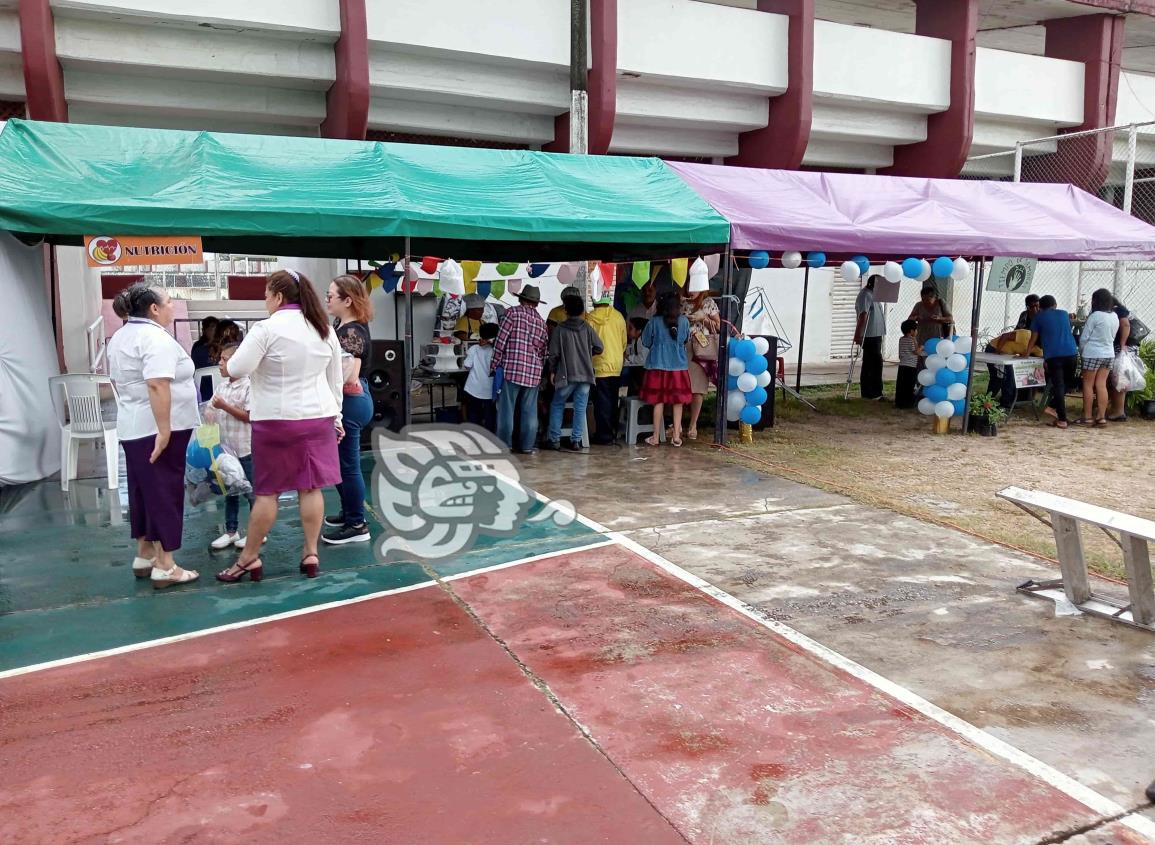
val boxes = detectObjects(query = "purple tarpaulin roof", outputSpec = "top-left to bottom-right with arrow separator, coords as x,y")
667,162 -> 1155,261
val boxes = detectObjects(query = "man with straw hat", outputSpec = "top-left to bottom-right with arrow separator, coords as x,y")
492,284 -> 548,454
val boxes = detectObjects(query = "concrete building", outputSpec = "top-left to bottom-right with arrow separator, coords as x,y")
4,0 -> 1155,368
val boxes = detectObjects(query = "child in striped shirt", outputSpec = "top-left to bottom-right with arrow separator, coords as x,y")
895,319 -> 920,409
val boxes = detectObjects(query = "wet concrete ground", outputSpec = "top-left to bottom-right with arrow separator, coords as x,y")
519,446 -> 1155,812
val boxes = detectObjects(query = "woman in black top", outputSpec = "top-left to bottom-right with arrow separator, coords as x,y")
323,274 -> 375,545
1107,297 -> 1136,421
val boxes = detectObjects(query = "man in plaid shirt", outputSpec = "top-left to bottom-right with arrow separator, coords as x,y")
492,285 -> 548,453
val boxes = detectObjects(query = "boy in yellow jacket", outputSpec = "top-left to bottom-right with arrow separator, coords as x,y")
586,293 -> 628,444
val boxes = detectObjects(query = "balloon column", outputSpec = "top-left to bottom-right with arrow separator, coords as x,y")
915,335 -> 975,422
725,337 -> 773,426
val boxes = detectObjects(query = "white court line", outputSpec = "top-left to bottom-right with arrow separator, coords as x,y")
560,508 -> 1155,840
0,539 -> 614,682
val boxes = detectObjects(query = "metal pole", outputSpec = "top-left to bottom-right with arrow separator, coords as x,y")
714,246 -> 734,447
961,257 -> 986,435
795,265 -> 809,393
569,0 -> 589,156
1116,124 -> 1138,299
1012,141 -> 1023,183
403,238 -> 413,429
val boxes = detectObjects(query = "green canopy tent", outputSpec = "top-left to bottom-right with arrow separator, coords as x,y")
0,119 -> 729,262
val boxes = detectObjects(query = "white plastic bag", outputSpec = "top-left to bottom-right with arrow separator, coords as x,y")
1112,347 -> 1147,393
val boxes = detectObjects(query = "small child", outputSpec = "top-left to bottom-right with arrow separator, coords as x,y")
463,322 -> 499,430
622,316 -> 649,395
208,343 -> 257,549
895,319 -> 920,409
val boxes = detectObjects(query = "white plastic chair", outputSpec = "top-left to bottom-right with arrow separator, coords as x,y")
193,366 -> 223,399
48,374 -> 119,491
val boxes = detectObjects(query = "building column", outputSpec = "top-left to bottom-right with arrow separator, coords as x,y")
882,0 -> 978,178
546,0 -> 617,155
17,0 -> 67,122
726,0 -> 813,170
1020,13 -> 1125,194
321,0 -> 370,141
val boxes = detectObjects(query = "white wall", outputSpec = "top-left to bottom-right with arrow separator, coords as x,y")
52,0 -> 341,37
56,246 -> 104,373
0,9 -> 21,100
744,268 -> 834,365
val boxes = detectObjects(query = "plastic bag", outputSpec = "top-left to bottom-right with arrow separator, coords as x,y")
185,420 -> 252,503
1111,347 -> 1147,393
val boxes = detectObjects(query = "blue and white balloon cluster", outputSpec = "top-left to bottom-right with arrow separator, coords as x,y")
916,336 -> 974,419
725,337 -> 772,425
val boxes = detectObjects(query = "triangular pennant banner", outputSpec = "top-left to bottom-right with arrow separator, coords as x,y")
671,258 -> 688,286
476,281 -> 492,298
632,261 -> 650,288
462,260 -> 481,288
491,279 -> 505,299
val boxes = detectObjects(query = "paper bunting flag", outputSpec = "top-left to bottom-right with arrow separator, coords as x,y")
528,263 -> 549,278
704,253 -> 720,278
631,261 -> 650,288
507,279 -> 524,296
556,263 -> 577,286
416,278 -> 434,295
671,258 -> 688,286
421,256 -> 441,275
491,279 -> 505,299
432,278 -> 442,296
439,258 -> 465,295
365,269 -> 384,293
495,261 -> 520,277
477,281 -> 492,298
598,263 -> 616,286
590,265 -> 604,302
462,260 -> 481,287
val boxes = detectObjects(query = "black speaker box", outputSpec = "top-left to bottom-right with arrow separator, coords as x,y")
362,339 -> 407,448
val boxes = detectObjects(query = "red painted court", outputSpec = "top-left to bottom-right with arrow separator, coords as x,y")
3,541 -> 1150,844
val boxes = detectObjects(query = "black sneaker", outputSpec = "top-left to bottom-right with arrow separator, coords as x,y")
568,439 -> 585,451
324,512 -> 346,527
542,441 -> 562,451
322,523 -> 370,545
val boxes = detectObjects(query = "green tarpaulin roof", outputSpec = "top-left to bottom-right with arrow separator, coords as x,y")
0,120 -> 728,261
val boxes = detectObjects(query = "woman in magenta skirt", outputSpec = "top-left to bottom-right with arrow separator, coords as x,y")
640,291 -> 692,447
216,269 -> 345,582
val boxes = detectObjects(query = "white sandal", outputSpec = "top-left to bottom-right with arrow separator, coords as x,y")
151,565 -> 200,589
132,556 -> 155,579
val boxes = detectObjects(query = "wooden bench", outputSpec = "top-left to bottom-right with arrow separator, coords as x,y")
998,487 -> 1155,630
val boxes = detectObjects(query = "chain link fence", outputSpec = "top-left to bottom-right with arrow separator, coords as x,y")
963,122 -> 1155,338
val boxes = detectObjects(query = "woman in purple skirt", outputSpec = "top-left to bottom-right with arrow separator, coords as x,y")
217,269 -> 344,582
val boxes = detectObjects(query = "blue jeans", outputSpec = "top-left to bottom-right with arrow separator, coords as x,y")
497,381 -> 540,452
548,382 -> 591,445
336,380 -> 374,526
224,454 -> 255,533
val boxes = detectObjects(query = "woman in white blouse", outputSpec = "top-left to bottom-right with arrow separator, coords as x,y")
217,269 -> 344,582
106,284 -> 201,587
1077,288 -> 1121,426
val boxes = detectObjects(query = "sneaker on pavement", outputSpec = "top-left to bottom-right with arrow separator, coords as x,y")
322,523 -> 371,545
324,512 -> 346,527
211,532 -> 241,550
232,534 -> 268,549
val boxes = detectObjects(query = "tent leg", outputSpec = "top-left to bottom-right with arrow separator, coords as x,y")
714,246 -> 734,447
404,239 -> 413,429
961,258 -> 986,435
795,265 -> 809,393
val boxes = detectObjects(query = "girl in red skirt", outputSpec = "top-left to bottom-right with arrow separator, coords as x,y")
640,291 -> 692,446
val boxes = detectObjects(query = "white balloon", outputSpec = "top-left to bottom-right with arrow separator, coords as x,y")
925,354 -> 947,371
934,400 -> 955,419
726,390 -> 747,416
916,259 -> 932,282
755,370 -> 773,388
946,383 -> 967,401
840,260 -> 861,283
953,336 -> 973,354
737,372 -> 758,393
916,368 -> 936,387
728,357 -> 746,377
781,251 -> 802,270
935,339 -> 956,358
946,353 -> 968,373
951,257 -> 970,280
918,398 -> 936,416
726,397 -> 744,422
752,336 -> 770,356
883,261 -> 902,283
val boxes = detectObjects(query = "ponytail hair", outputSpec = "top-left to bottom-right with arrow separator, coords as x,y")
267,269 -> 329,339
111,288 -> 131,320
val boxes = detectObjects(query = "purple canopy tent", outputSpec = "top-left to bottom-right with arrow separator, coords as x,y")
666,162 -> 1155,442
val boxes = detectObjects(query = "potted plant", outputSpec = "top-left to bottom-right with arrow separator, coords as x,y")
968,392 -> 1009,436
1125,338 -> 1155,419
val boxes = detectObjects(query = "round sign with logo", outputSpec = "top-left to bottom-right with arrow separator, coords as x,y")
87,237 -> 122,265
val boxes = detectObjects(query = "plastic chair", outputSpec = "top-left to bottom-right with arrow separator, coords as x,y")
559,401 -> 590,449
48,374 -> 119,491
194,366 -> 223,399
620,396 -> 665,445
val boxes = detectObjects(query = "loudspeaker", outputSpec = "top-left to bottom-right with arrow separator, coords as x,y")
363,339 -> 407,448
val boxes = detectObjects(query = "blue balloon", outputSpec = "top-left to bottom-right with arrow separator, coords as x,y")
727,375 -> 739,390
740,405 -> 762,425
748,251 -> 770,269
731,338 -> 758,362
924,337 -> 940,356
852,255 -> 870,275
902,257 -> 922,278
952,399 -> 967,417
745,355 -> 769,376
932,256 -> 954,278
745,386 -> 768,406
806,251 -> 826,269
924,385 -> 948,403
934,367 -> 955,387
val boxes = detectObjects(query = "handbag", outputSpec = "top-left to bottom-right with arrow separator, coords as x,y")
1129,314 -> 1150,345
691,327 -> 719,362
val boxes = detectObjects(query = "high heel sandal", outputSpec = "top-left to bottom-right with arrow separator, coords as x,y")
215,557 -> 263,583
300,554 -> 320,579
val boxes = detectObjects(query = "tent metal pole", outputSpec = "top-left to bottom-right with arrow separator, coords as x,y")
796,265 -> 810,393
714,246 -> 734,447
404,238 -> 413,429
961,257 -> 986,435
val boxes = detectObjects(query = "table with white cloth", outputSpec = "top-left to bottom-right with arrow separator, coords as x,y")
974,351 -> 1047,418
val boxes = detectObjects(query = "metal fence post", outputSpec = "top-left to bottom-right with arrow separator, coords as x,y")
1012,142 -> 1023,183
